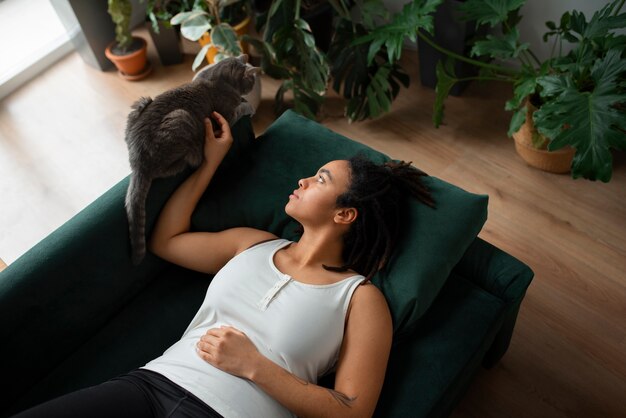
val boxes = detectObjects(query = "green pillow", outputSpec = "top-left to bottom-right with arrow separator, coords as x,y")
191,110 -> 488,339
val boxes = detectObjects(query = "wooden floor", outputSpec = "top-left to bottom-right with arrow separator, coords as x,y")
1,33 -> 624,417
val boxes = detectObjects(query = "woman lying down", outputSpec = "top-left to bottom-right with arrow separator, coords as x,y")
14,111 -> 435,418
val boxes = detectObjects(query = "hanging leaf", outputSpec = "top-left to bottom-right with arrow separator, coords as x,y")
536,74 -> 572,99
211,23 -> 241,56
355,0 -> 442,65
457,0 -> 525,28
180,14 -> 211,41
171,10 -> 207,25
533,49 -> 626,182
268,0 -> 284,19
361,0 -> 390,30
507,106 -> 527,138
192,43 -> 212,71
505,73 -> 538,112
581,1 -> 626,39
433,60 -> 458,127
470,27 -> 529,60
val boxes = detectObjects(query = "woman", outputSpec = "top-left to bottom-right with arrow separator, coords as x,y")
14,111 -> 435,418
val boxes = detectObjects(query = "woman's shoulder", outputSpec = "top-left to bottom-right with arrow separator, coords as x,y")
348,282 -> 390,321
233,228 -> 281,257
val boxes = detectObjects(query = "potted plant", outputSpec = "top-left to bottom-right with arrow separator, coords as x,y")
105,0 -> 152,80
416,0 -> 626,181
246,0 -> 437,120
244,0 -> 330,118
170,0 -> 253,71
144,0 -> 192,65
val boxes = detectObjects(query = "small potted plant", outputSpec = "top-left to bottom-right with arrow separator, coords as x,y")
170,0 -> 253,71
105,0 -> 152,80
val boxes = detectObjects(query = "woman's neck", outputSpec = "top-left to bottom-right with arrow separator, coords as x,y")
286,230 -> 345,270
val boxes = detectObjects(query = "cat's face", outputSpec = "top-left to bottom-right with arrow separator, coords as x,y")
193,54 -> 260,95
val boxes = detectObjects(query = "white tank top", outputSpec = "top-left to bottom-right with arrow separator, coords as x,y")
143,238 -> 366,418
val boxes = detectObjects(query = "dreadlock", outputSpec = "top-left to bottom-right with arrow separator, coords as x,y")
320,153 -> 436,282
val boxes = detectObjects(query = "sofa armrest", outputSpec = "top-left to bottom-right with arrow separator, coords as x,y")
452,237 -> 534,368
0,173 -> 185,411
452,237 -> 534,303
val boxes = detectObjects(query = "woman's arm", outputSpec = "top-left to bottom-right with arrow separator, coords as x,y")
149,112 -> 278,273
197,283 -> 393,418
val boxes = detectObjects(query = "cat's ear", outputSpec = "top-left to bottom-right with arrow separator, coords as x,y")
237,54 -> 249,64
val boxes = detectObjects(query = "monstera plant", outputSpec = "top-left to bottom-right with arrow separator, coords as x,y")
363,0 -> 626,182
246,0 -> 440,121
434,0 -> 626,182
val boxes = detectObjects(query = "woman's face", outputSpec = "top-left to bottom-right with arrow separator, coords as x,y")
285,159 -> 354,228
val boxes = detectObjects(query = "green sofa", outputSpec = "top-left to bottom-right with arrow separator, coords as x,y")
0,111 -> 533,417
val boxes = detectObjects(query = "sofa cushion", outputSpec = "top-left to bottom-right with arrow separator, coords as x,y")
374,272 -> 506,417
190,110 -> 488,339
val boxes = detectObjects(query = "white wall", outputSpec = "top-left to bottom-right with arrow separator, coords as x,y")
517,0 -> 619,63
382,0 -> 622,58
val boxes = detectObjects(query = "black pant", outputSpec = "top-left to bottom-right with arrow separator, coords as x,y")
12,369 -> 224,418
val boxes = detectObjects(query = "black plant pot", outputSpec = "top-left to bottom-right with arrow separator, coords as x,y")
418,0 -> 478,96
252,0 -> 333,53
148,21 -> 183,66
302,2 -> 333,53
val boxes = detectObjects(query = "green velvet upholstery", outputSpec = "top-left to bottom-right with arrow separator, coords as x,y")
0,112 -> 533,418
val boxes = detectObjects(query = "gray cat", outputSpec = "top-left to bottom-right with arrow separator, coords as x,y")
124,54 -> 259,265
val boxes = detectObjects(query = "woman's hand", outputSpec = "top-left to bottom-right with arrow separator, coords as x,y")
196,325 -> 262,380
203,111 -> 233,170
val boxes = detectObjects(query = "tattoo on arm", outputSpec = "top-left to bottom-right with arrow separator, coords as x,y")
326,388 -> 357,408
289,373 -> 357,408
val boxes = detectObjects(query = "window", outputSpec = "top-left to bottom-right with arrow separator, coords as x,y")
0,0 -> 74,100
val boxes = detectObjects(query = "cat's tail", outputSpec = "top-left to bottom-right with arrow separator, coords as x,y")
125,171 -> 152,266
130,96 -> 153,115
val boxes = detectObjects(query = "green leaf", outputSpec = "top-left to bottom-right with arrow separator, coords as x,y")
357,0 -> 443,66
536,74 -> 572,99
268,0 -> 284,18
180,14 -> 211,41
294,18 -> 312,32
433,60 -> 459,127
361,0 -> 390,30
470,27 -> 529,59
533,49 -> 626,182
458,0 -> 526,27
505,74 -> 538,111
192,43 -> 211,71
367,38 -> 385,65
170,10 -> 206,25
582,1 -> 626,40
210,23 -> 241,56
507,106 -> 527,137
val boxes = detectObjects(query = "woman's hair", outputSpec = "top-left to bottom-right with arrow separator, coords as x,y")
321,153 -> 436,281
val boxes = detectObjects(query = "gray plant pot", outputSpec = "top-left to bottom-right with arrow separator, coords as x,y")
417,0 -> 478,96
50,0 -> 147,71
148,21 -> 183,66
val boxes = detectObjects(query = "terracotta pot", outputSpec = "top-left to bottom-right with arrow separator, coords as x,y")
512,103 -> 575,174
105,36 -> 152,81
198,16 -> 251,64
